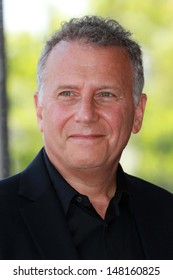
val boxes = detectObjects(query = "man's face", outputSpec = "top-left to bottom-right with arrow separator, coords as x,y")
35,41 -> 146,172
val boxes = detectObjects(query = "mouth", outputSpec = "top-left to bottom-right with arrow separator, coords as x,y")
69,134 -> 105,140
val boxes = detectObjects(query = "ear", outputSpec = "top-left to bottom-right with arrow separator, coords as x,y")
132,93 -> 147,134
34,92 -> 44,132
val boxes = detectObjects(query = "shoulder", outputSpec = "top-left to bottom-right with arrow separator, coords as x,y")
0,173 -> 21,195
124,172 -> 173,211
0,149 -> 45,198
118,164 -> 173,199
126,172 -> 172,196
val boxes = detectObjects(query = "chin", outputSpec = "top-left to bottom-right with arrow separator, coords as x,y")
68,158 -> 105,170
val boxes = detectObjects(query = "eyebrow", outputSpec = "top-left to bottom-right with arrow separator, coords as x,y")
96,85 -> 120,90
55,85 -> 80,90
55,84 -> 120,91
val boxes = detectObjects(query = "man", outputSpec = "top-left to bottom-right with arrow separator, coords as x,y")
0,16 -> 172,260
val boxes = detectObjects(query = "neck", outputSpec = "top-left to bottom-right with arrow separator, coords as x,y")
63,168 -> 117,196
67,173 -> 117,219
53,161 -> 119,219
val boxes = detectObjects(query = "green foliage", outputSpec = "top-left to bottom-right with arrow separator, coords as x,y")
6,0 -> 173,192
6,33 -> 43,173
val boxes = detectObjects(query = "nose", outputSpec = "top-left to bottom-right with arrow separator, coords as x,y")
75,97 -> 99,123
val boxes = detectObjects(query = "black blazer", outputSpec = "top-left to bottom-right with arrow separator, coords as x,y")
0,149 -> 172,260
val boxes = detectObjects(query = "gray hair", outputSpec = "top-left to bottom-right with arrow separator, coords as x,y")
37,16 -> 144,105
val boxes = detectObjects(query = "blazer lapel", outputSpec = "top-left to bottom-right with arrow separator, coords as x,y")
19,149 -> 78,259
124,173 -> 173,259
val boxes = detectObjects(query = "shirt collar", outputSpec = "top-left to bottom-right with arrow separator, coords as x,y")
43,149 -> 78,214
43,149 -> 132,215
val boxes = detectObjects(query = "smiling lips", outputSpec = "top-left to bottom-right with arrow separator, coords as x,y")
69,134 -> 105,140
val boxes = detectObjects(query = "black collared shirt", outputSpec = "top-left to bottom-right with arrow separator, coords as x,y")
43,150 -> 144,259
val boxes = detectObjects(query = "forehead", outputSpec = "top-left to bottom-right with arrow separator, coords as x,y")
42,41 -> 134,92
43,41 -> 134,93
42,41 -> 134,98
46,40 -> 132,68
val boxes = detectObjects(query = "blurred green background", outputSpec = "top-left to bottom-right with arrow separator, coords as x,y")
4,0 -> 173,193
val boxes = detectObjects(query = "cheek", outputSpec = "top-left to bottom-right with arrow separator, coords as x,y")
102,105 -> 133,129
42,104 -> 72,135
104,106 -> 135,144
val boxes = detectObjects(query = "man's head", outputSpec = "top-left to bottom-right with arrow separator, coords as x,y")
37,16 -> 144,105
34,16 -> 146,174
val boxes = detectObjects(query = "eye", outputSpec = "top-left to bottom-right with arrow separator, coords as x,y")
57,90 -> 80,105
94,91 -> 120,105
60,91 -> 73,96
99,92 -> 114,97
